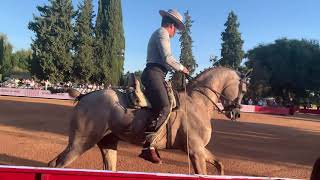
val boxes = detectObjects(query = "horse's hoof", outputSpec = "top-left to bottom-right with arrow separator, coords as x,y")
48,160 -> 56,168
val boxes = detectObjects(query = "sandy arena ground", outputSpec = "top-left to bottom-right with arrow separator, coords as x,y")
0,95 -> 319,179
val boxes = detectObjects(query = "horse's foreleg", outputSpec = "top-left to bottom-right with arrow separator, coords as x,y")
204,148 -> 224,175
188,147 -> 207,174
97,133 -> 119,171
98,148 -> 117,171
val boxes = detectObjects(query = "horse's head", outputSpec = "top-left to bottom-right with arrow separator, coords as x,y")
221,69 -> 251,120
187,67 -> 251,121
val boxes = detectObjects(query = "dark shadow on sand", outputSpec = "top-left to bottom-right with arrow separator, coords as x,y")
0,154 -> 47,167
210,119 -> 320,167
0,98 -> 73,135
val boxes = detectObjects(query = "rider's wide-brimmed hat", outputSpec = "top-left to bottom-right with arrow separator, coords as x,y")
159,9 -> 185,31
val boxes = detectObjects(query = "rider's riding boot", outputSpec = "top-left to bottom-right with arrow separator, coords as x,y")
138,112 -> 169,164
138,142 -> 162,164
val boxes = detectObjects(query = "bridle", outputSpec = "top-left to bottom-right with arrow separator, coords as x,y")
190,77 -> 246,114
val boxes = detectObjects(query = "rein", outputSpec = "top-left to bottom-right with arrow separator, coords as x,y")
183,75 -> 191,174
191,80 -> 243,113
193,86 -> 225,113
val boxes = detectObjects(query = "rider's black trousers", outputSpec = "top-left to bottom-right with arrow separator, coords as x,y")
141,63 -> 171,133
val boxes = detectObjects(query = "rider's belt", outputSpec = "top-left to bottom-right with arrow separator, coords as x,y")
146,63 -> 168,75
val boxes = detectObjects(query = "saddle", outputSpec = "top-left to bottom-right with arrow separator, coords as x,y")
125,73 -> 179,148
126,73 -> 179,111
125,73 -> 180,148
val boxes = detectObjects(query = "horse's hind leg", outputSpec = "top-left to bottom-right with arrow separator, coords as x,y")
48,136 -> 97,168
204,148 -> 224,175
97,133 -> 119,171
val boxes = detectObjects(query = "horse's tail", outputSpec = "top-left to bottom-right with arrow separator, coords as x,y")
67,88 -> 86,102
48,87 -> 99,102
68,88 -> 102,102
67,88 -> 81,98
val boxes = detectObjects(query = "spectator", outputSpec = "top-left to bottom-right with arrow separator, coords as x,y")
45,80 -> 51,90
30,79 -> 35,88
288,98 -> 295,115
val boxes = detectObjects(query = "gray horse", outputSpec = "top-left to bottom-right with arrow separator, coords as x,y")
48,67 -> 249,175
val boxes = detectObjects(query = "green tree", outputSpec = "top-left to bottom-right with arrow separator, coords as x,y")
11,49 -> 32,78
73,0 -> 95,83
219,11 -> 244,69
0,34 -> 13,77
171,11 -> 197,89
12,49 -> 32,71
28,0 -> 75,82
95,0 -> 125,85
246,38 -> 320,101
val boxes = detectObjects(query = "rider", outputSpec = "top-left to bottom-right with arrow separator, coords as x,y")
139,9 -> 189,164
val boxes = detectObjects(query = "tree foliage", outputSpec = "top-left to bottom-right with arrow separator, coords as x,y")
246,38 -> 320,101
171,11 -> 197,89
73,0 -> 95,83
0,34 -> 32,79
95,0 -> 125,85
28,0 -> 75,82
0,34 -> 13,76
12,49 -> 32,72
219,11 -> 244,69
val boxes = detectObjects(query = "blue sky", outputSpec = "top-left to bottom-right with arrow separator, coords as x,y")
0,0 -> 319,73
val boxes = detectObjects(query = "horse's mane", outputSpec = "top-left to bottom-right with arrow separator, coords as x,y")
187,66 -> 239,89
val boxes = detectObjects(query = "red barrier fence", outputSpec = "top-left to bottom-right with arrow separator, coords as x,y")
242,105 -> 320,116
0,165 -> 299,180
254,106 -> 290,115
240,105 -> 290,115
0,87 -> 73,99
298,109 -> 320,114
239,105 -> 256,113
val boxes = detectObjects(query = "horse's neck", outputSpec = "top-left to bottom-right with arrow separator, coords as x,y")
178,90 -> 216,121
186,75 -> 228,115
190,77 -> 224,98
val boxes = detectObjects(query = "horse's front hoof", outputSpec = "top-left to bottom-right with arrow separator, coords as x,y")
218,162 -> 224,175
48,159 -> 56,168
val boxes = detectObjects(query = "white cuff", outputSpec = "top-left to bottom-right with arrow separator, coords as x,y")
179,64 -> 184,71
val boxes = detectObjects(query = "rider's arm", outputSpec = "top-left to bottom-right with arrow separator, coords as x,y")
157,35 -> 184,72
